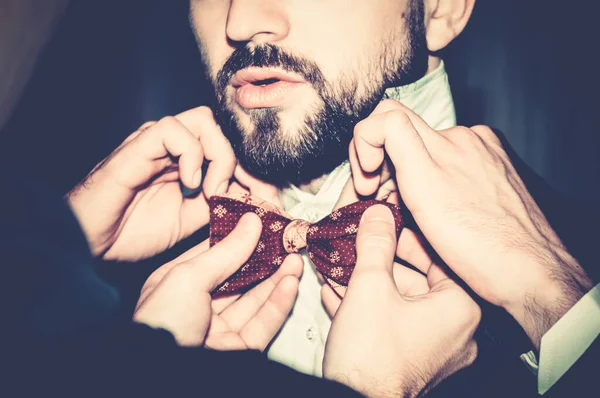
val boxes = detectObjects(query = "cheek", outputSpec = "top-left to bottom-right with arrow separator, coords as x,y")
288,7 -> 402,88
191,3 -> 232,81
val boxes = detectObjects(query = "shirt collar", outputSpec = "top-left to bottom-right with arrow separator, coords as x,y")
281,60 -> 456,208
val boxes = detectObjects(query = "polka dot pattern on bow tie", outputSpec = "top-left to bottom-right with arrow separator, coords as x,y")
209,195 -> 404,296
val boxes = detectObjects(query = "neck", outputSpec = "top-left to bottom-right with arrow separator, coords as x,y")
427,55 -> 441,74
296,173 -> 330,194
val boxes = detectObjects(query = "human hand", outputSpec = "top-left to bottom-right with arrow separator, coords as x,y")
350,99 -> 593,348
67,107 -> 235,262
323,205 -> 480,398
133,213 -> 303,348
329,136 -> 421,299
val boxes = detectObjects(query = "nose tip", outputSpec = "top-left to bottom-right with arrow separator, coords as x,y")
226,2 -> 289,45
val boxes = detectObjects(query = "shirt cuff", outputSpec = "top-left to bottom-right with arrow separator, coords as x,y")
520,282 -> 600,395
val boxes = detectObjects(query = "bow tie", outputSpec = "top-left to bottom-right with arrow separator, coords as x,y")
208,193 -> 404,296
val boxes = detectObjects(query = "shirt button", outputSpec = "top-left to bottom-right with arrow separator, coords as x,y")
306,327 -> 318,341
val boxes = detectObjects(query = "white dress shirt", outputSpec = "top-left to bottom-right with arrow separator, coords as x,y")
521,282 -> 600,394
266,61 -> 457,376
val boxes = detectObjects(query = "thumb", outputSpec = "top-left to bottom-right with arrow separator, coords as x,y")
350,205 -> 398,287
185,212 -> 262,292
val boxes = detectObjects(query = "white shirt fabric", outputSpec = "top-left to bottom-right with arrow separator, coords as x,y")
520,282 -> 600,394
266,61 -> 457,376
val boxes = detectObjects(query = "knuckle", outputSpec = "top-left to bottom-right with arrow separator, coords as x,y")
378,98 -> 403,111
383,109 -> 412,131
353,118 -> 371,141
194,106 -> 214,119
156,115 -> 182,133
137,120 -> 157,131
120,130 -> 143,146
446,127 -> 485,153
471,125 -> 501,146
143,271 -> 161,288
460,296 -> 482,327
453,126 -> 479,141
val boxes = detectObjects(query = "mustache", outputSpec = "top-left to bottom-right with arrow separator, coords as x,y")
215,44 -> 326,96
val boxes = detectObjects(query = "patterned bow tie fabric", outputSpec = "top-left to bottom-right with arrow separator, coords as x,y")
209,193 -> 403,295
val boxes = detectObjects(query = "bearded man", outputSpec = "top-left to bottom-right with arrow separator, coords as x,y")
189,0 -> 475,376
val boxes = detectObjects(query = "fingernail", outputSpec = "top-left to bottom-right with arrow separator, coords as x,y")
240,212 -> 262,231
192,169 -> 202,188
362,204 -> 393,222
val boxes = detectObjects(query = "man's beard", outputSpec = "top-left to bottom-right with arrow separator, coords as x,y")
205,1 -> 428,186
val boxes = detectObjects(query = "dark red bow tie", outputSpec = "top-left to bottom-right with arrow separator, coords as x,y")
208,193 -> 403,296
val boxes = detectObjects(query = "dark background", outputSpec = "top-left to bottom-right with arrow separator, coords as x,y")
3,0 -> 599,201
1,3 -> 597,396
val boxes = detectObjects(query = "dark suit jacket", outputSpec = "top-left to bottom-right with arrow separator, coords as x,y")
0,172 -> 361,398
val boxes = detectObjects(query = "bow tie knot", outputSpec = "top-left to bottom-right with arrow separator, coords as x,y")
209,193 -> 403,296
283,219 -> 311,253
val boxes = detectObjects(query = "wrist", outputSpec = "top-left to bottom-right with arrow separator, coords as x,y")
323,369 -> 423,398
503,252 -> 592,349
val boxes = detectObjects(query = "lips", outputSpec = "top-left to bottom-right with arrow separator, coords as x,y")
231,67 -> 306,109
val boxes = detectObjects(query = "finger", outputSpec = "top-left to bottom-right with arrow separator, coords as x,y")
324,262 -> 429,306
426,263 -> 452,289
392,263 -> 430,297
204,331 -> 246,351
238,276 -> 300,351
321,284 -> 342,317
349,138 -> 381,197
470,125 -> 502,147
347,141 -> 398,204
175,107 -> 236,196
135,240 -> 210,312
354,108 -> 432,173
136,230 -> 211,306
354,99 -> 437,170
386,190 -> 400,205
184,213 -> 262,292
132,116 -> 204,189
352,102 -> 439,197
179,191 -> 212,237
369,99 -> 444,144
396,228 -> 434,275
137,120 -> 157,132
376,179 -> 398,202
171,238 -> 211,266
351,205 -> 398,284
216,254 -> 303,321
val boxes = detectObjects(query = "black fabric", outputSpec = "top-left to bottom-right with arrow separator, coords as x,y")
0,171 -> 361,398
